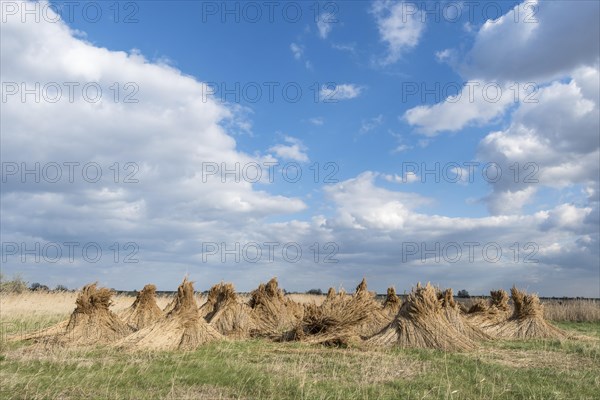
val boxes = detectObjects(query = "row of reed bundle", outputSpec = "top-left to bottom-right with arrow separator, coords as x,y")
368,283 -> 481,351
467,287 -> 568,340
13,278 -> 569,352
290,279 -> 401,346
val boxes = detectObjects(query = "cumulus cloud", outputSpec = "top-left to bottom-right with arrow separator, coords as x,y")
323,171 -> 429,230
540,204 -> 593,232
403,80 -> 516,135
478,68 -> 599,215
319,172 -> 598,296
462,0 -> 600,81
484,187 -> 538,216
400,0 -> 599,253
370,0 -> 425,66
404,1 -> 600,134
268,136 -> 309,162
1,1 -> 308,288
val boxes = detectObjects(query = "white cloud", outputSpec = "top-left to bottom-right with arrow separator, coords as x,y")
309,117 -> 324,126
221,103 -> 254,136
317,13 -> 335,39
290,42 -> 312,70
450,167 -> 471,185
485,186 -> 538,216
319,83 -> 364,101
383,172 -> 418,184
324,172 -> 427,230
541,204 -> 593,232
268,136 -> 309,162
462,0 -> 600,81
290,42 -> 303,60
478,69 -> 599,214
320,173 -> 597,297
392,144 -> 412,153
403,81 -> 515,135
370,0 -> 425,66
388,1 -> 597,287
435,49 -> 450,62
1,1 -> 308,287
404,1 -> 600,135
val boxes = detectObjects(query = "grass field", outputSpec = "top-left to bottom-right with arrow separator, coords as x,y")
1,292 -> 599,400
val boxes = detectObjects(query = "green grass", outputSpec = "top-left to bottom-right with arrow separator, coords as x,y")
1,323 -> 599,399
554,321 -> 600,338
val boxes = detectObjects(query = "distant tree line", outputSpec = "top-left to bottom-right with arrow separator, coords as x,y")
306,288 -> 323,295
0,273 -> 71,293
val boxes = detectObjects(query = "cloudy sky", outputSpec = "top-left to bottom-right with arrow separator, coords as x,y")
1,0 -> 598,296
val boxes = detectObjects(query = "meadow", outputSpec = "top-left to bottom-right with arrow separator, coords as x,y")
1,289 -> 599,400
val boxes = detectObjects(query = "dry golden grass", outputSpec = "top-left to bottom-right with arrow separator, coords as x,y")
0,290 -> 175,317
284,293 -> 325,306
0,291 -> 173,343
541,299 -> 600,322
461,297 -> 600,322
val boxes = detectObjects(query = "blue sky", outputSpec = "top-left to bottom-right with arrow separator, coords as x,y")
1,0 -> 599,296
58,0 -> 519,218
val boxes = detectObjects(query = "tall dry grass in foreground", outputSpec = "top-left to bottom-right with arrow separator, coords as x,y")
541,299 -> 600,322
459,297 -> 600,322
0,290 -> 191,316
